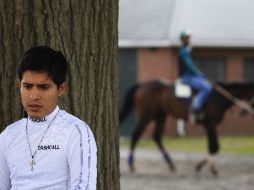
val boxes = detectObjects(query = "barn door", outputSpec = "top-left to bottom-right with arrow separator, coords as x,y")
118,49 -> 137,137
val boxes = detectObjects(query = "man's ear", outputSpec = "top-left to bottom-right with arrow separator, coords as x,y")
16,79 -> 21,89
58,81 -> 67,97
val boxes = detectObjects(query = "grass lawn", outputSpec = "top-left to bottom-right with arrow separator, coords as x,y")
120,136 -> 254,155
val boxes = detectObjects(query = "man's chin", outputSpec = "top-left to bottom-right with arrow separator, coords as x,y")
27,112 -> 44,119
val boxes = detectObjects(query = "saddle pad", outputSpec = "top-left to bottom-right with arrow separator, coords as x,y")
174,80 -> 192,98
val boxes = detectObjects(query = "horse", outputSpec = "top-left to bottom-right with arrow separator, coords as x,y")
119,79 -> 254,175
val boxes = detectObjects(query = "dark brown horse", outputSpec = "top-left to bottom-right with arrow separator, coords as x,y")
119,79 -> 254,175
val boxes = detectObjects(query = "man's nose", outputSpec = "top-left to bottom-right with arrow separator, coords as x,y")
29,88 -> 40,100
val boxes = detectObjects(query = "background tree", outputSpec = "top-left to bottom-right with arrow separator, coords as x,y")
0,0 -> 120,189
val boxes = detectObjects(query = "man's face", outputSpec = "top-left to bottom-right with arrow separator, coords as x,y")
20,71 -> 66,118
182,36 -> 190,46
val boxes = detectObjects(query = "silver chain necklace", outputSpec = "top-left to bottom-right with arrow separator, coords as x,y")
25,110 -> 59,171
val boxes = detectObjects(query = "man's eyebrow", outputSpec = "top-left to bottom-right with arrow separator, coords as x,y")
22,82 -> 33,85
22,82 -> 51,86
37,83 -> 51,87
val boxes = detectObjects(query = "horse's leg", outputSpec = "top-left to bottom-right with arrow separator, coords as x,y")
196,125 -> 219,176
153,114 -> 175,172
128,119 -> 150,172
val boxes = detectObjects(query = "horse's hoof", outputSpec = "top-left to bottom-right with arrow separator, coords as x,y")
195,160 -> 206,173
210,166 -> 219,177
196,164 -> 202,173
128,155 -> 135,172
129,165 -> 135,173
195,164 -> 202,173
169,163 -> 176,172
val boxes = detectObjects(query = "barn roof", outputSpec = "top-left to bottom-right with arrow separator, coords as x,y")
119,0 -> 254,48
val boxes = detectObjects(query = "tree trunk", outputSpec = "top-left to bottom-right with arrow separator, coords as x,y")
0,0 -> 120,189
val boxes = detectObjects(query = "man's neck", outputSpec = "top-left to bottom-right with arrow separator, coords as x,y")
28,106 -> 59,123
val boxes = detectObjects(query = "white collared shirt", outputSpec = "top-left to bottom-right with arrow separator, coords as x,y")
0,106 -> 97,190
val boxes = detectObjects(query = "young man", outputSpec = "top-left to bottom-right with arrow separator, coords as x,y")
178,30 -> 212,124
0,46 -> 97,190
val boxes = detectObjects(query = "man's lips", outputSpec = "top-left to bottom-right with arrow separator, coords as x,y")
28,104 -> 42,112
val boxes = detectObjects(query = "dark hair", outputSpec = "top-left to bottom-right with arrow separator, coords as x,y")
18,46 -> 67,88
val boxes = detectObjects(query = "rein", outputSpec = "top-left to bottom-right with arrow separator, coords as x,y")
209,80 -> 254,115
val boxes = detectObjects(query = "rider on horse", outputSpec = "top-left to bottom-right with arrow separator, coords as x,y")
178,30 -> 212,124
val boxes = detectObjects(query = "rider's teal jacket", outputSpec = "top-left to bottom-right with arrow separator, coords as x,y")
178,46 -> 202,77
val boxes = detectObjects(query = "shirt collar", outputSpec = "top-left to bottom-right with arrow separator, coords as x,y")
28,106 -> 60,124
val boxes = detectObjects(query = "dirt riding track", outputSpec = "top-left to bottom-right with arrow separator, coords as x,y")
120,148 -> 254,190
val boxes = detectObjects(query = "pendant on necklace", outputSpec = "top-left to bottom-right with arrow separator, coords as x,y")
29,159 -> 36,171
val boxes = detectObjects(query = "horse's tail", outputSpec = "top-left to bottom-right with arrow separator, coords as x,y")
119,83 -> 140,125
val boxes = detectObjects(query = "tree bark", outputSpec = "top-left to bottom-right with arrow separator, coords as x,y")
0,0 -> 120,189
